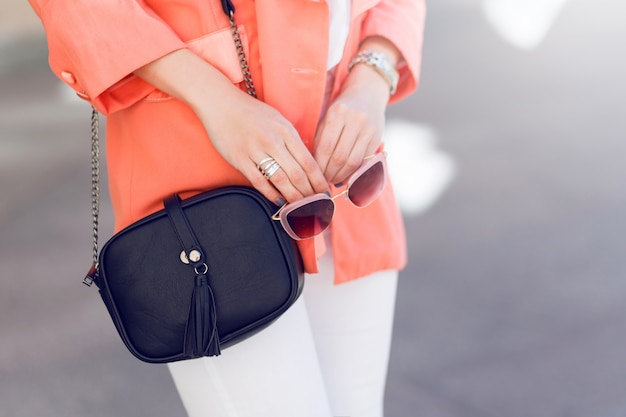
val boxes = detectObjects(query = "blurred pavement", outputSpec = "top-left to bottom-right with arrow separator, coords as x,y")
2,1 -> 626,416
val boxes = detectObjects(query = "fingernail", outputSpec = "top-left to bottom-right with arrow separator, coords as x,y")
323,191 -> 331,197
276,197 -> 286,206
334,182 -> 344,187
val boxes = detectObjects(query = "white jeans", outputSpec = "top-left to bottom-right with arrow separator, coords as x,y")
167,250 -> 398,417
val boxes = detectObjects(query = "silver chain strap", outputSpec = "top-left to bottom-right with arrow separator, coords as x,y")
83,11 -> 256,286
228,11 -> 257,98
90,106 -> 100,265
83,107 -> 100,286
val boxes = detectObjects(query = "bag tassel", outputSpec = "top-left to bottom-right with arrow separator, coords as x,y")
184,272 -> 221,357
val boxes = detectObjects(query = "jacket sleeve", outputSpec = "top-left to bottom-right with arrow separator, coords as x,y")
29,0 -> 186,114
361,0 -> 426,103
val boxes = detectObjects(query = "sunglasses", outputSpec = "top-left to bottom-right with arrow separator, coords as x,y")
272,153 -> 387,240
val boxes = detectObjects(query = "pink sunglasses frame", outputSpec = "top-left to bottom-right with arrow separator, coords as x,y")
271,153 -> 387,240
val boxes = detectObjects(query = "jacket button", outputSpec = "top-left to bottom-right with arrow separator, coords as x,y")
60,71 -> 77,85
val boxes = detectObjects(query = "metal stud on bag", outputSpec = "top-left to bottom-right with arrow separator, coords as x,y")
180,249 -> 203,265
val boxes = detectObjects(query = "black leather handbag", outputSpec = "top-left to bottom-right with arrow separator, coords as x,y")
85,186 -> 303,363
82,1 -> 304,363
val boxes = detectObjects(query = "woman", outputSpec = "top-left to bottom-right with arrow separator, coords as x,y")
29,0 -> 425,415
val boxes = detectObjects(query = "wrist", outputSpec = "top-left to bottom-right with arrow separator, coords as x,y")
342,62 -> 391,103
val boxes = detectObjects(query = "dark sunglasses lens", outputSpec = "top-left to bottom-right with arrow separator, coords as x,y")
286,199 -> 334,239
348,161 -> 385,207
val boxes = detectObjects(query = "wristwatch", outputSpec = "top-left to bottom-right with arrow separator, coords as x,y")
348,50 -> 399,95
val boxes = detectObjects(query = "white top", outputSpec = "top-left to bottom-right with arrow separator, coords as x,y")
327,0 -> 351,69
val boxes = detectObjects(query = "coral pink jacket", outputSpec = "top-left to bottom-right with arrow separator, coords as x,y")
29,0 -> 426,284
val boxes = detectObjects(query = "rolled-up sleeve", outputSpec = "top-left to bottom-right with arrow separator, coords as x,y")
361,0 -> 426,102
30,0 -> 185,114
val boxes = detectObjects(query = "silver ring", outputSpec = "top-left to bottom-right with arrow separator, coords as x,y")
263,161 -> 280,179
257,157 -> 274,170
257,157 -> 281,179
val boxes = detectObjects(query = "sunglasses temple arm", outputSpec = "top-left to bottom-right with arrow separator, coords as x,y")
271,203 -> 288,220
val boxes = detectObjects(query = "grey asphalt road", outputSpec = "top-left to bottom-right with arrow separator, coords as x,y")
2,1 -> 626,416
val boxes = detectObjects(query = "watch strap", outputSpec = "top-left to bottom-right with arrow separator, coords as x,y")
348,50 -> 399,95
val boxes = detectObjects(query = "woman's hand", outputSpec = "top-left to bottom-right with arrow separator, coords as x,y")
314,37 -> 401,185
135,49 -> 328,205
314,64 -> 389,185
196,83 -> 329,204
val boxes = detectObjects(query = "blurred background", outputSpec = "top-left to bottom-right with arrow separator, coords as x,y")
2,0 -> 626,416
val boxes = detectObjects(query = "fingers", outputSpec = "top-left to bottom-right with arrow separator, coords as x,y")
314,102 -> 381,185
281,138 -> 330,195
244,162 -> 286,206
255,124 -> 329,203
250,149 -> 328,205
244,151 -> 319,207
